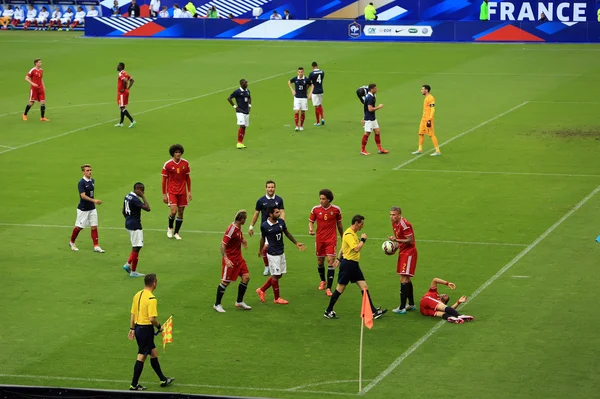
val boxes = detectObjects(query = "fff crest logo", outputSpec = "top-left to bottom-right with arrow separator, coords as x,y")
348,21 -> 361,38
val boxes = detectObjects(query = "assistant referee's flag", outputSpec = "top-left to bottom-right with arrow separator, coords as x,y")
162,315 -> 173,352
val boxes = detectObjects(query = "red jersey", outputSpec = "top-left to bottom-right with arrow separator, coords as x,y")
117,70 -> 131,93
422,287 -> 440,301
309,204 -> 342,243
392,217 -> 417,253
162,158 -> 190,195
222,223 -> 244,260
27,67 -> 43,89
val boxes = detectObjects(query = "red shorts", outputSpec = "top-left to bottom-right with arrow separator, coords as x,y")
117,91 -> 129,107
167,193 -> 188,207
420,297 -> 442,317
397,250 -> 418,276
30,88 -> 45,102
221,257 -> 249,282
315,241 -> 337,257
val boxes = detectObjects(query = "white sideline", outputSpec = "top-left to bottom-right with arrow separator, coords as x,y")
0,223 -> 527,247
397,169 -> 600,178
393,101 -> 530,170
332,70 -> 581,77
0,70 -> 294,156
359,183 -> 600,395
0,145 -> 15,149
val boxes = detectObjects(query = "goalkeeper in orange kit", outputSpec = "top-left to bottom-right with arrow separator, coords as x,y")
412,85 -> 441,156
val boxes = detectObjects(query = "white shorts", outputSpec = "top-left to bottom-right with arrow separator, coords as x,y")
36,17 -> 47,23
26,17 -> 36,22
73,18 -> 84,24
128,229 -> 144,247
236,112 -> 250,127
75,208 -> 98,228
364,119 -> 380,133
267,253 -> 287,276
311,94 -> 323,106
293,98 -> 308,111
60,18 -> 71,23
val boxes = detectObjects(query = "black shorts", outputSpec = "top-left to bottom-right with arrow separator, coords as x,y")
135,325 -> 156,355
338,259 -> 365,285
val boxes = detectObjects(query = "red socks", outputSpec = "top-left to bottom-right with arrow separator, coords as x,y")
261,276 -> 273,292
315,108 -> 320,123
300,113 -> 305,127
261,246 -> 269,267
129,252 -> 139,271
91,229 -> 99,246
361,134 -> 369,150
237,126 -> 246,143
294,113 -> 299,127
272,279 -> 280,300
374,133 -> 382,150
317,105 -> 324,121
70,227 -> 82,243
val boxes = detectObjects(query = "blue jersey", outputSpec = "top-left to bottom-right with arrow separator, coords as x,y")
77,178 -> 96,211
261,219 -> 287,256
255,195 -> 285,223
229,87 -> 251,114
290,76 -> 311,99
124,192 -> 144,230
364,93 -> 377,121
308,69 -> 325,94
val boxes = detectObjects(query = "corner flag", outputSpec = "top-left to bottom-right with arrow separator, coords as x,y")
361,291 -> 373,329
162,315 -> 173,352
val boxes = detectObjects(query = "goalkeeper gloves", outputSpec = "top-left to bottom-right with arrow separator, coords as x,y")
426,120 -> 431,128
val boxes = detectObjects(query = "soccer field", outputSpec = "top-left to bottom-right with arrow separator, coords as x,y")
1,31 -> 600,399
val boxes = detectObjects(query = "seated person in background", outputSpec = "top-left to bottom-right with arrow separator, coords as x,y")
283,9 -> 293,19
181,7 -> 192,18
87,5 -> 99,17
158,6 -> 169,18
34,6 -> 49,30
23,5 -> 37,30
173,4 -> 182,18
58,7 -> 74,30
70,6 -> 86,30
0,5 -> 14,29
270,10 -> 282,20
539,12 -> 548,21
149,0 -> 160,17
48,7 -> 62,30
206,5 -> 218,18
11,6 -> 24,29
111,0 -> 120,17
128,0 -> 140,18
228,13 -> 234,19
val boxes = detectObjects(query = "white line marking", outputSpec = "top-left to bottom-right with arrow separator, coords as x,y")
521,47 -> 600,52
0,374 -> 356,396
511,275 -> 531,278
0,223 -> 527,247
359,183 -> 600,395
0,70 -> 294,156
0,145 -> 15,149
330,70 -> 581,77
398,168 -> 600,178
393,102 -> 529,171
0,98 -> 188,119
529,100 -> 600,104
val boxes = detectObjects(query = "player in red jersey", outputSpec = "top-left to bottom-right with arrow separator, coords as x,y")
388,206 -> 418,314
214,210 -> 252,313
308,189 -> 343,296
23,58 -> 49,122
420,277 -> 474,324
161,144 -> 191,240
115,62 -> 136,128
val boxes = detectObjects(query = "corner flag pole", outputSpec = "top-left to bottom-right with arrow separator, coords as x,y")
359,316 -> 365,392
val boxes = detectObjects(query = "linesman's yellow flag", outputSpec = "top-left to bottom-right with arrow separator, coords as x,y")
162,315 -> 173,352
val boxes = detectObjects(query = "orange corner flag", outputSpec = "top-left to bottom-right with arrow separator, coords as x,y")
361,291 -> 373,329
162,315 -> 173,352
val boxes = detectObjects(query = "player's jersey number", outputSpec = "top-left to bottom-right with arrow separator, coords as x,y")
316,75 -> 322,84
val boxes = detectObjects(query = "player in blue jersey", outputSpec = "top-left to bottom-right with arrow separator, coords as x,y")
308,61 -> 325,126
361,83 -> 388,156
288,66 -> 312,131
227,79 -> 252,149
122,182 -> 151,278
255,206 -> 305,305
248,180 -> 286,276
69,164 -> 105,253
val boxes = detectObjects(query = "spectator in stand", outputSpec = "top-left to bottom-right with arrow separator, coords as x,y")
364,2 -> 377,21
128,0 -> 140,18
270,10 -> 282,20
58,7 -> 74,30
111,0 -> 120,17
159,6 -> 169,18
181,7 -> 192,18
228,13 -> 234,19
150,0 -> 161,17
206,5 -> 218,18
69,7 -> 86,30
11,6 -> 24,29
184,2 -> 197,18
48,7 -> 61,30
539,12 -> 548,21
0,5 -> 14,30
87,5 -> 99,18
283,9 -> 293,19
480,0 -> 489,21
34,6 -> 49,30
23,5 -> 37,30
173,4 -> 182,18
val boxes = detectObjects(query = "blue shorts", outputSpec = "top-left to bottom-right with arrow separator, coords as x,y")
337,259 -> 365,285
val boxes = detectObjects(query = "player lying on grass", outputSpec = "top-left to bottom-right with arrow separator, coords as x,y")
420,277 -> 474,324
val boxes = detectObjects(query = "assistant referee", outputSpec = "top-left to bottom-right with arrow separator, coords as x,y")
128,273 -> 174,391
323,215 -> 387,319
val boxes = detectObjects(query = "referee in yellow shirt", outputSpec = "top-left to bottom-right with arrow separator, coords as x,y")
128,273 -> 174,391
323,215 -> 387,319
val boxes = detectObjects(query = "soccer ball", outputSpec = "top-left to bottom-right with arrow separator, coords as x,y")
382,240 -> 398,255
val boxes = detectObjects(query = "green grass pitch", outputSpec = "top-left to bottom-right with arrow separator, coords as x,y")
1,32 -> 600,399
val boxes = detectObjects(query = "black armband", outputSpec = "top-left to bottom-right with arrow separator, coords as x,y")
360,238 -> 366,242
